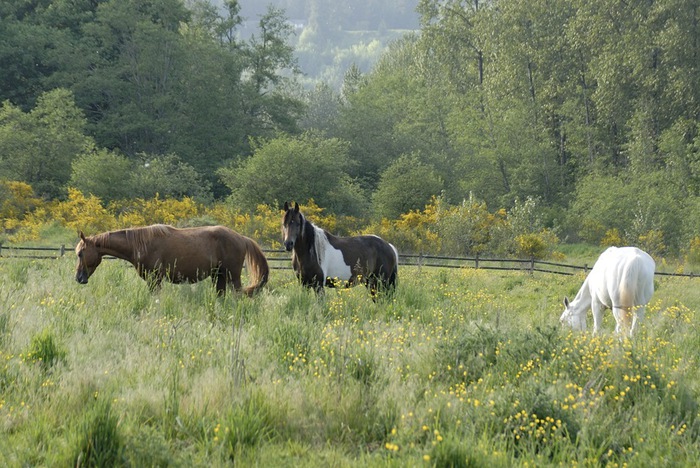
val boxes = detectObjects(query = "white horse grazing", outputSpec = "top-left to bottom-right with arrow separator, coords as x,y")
560,246 -> 655,338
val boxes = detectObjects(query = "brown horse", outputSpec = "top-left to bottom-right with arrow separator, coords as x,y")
75,224 -> 269,296
282,202 -> 398,296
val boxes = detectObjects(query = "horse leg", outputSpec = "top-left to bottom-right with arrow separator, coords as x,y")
232,269 -> 243,294
214,270 -> 227,296
613,306 -> 633,337
364,275 -> 379,300
630,305 -> 645,337
590,302 -> 603,334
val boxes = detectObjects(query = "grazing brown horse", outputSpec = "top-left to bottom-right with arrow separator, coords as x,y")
75,224 -> 269,296
282,202 -> 398,296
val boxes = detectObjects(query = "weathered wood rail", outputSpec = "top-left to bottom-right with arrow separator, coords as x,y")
1,245 -> 697,278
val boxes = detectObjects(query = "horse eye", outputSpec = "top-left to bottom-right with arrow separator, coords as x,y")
78,251 -> 83,258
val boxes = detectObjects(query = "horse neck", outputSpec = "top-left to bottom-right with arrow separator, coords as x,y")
294,218 -> 320,264
571,276 -> 593,311
94,231 -> 138,262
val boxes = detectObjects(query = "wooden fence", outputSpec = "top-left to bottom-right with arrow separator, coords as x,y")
2,244 -> 698,279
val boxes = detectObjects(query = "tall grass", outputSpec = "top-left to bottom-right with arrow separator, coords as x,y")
1,256 -> 700,466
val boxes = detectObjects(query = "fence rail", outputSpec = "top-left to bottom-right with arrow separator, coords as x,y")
1,244 -> 697,279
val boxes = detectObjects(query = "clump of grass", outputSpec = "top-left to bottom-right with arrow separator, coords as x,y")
434,323 -> 500,385
429,434 -> 492,468
122,424 -> 178,467
0,308 -> 9,347
72,398 -> 123,467
270,317 -> 313,371
222,390 -> 282,460
27,329 -> 66,371
7,260 -> 30,284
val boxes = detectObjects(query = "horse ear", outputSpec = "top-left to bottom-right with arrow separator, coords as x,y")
79,231 -> 86,241
563,297 -> 570,308
284,201 -> 289,211
294,202 -> 299,212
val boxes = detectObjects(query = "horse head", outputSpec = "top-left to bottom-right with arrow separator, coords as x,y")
282,201 -> 302,252
75,231 -> 102,284
559,296 -> 587,331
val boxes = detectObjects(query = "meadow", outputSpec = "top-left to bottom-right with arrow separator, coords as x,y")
1,255 -> 700,467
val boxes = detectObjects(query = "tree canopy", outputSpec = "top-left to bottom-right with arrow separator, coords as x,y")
1,0 -> 700,255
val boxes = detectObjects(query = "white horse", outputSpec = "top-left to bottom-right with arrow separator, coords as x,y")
560,246 -> 655,338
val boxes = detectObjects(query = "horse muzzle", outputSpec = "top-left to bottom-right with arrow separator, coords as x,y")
76,272 -> 89,284
284,241 -> 294,252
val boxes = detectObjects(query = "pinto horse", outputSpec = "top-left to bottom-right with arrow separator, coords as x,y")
75,224 -> 269,296
282,202 -> 398,296
560,246 -> 655,338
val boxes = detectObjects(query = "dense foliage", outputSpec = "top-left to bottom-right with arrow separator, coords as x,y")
1,0 -> 699,257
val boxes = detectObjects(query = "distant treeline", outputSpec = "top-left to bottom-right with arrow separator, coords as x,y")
1,0 -> 699,258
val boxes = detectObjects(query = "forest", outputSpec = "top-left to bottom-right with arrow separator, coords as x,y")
1,0 -> 699,259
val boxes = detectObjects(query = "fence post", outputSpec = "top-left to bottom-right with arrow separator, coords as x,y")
529,256 -> 535,275
60,244 -> 65,257
475,253 -> 479,269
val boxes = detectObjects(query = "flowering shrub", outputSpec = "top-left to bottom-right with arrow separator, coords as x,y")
687,237 -> 700,265
0,181 -> 42,226
115,194 -> 201,227
1,186 -> 560,258
600,228 -> 622,247
53,188 -> 116,234
638,229 -> 666,257
360,201 -> 441,254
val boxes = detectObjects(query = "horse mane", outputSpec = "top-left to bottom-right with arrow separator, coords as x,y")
300,214 -> 327,268
312,225 -> 329,269
97,224 -> 171,257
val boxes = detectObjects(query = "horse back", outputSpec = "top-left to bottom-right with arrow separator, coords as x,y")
328,233 -> 397,277
591,247 -> 655,308
146,225 -> 246,271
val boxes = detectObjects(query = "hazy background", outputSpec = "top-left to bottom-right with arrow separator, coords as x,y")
234,0 -> 420,88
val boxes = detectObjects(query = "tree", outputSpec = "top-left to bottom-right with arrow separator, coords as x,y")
130,153 -> 212,202
336,36 -> 428,191
372,154 -> 443,219
569,171 -> 683,251
239,5 -> 304,140
299,82 -> 342,135
218,132 -> 366,215
69,148 -> 134,202
0,88 -> 91,198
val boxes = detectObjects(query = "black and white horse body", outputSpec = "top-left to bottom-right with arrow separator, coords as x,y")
283,202 -> 398,295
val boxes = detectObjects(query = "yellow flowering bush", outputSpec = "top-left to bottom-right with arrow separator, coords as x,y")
638,229 -> 666,257
116,194 -> 201,227
515,230 -> 560,259
687,236 -> 700,265
600,228 -> 622,247
0,181 -> 42,225
53,188 -> 116,234
360,202 -> 441,254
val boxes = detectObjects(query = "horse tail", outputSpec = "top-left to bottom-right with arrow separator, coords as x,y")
242,237 -> 269,297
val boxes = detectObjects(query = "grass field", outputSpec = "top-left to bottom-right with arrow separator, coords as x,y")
1,256 -> 700,466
